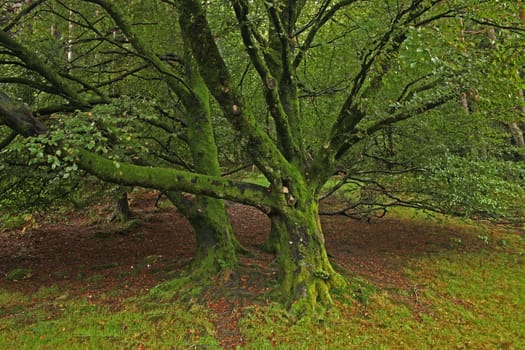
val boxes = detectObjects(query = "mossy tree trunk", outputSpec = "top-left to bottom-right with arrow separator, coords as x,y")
167,192 -> 238,277
271,199 -> 344,311
168,39 -> 239,277
94,0 -> 241,278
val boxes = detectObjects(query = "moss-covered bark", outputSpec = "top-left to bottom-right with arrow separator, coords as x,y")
171,39 -> 240,277
75,149 -> 275,207
272,199 -> 345,313
174,1 -> 345,311
174,194 -> 238,274
0,92 -> 45,137
260,219 -> 279,254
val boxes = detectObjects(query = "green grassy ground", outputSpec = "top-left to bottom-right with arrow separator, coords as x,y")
0,291 -> 219,349
1,216 -> 523,349
239,226 -> 525,349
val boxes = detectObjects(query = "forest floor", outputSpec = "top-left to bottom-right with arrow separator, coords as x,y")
0,191 -> 523,349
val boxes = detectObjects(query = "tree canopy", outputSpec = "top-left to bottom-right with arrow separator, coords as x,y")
1,0 -> 524,312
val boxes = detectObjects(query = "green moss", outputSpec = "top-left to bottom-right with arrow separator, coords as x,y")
0,213 -> 26,231
75,149 -> 276,209
149,275 -> 202,302
272,201 -> 346,314
5,268 -> 32,281
34,285 -> 62,299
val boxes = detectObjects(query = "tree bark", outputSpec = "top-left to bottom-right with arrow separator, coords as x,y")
508,7 -> 525,161
167,192 -> 239,277
113,191 -> 131,223
509,121 -> 525,161
176,47 -> 240,277
271,199 -> 344,312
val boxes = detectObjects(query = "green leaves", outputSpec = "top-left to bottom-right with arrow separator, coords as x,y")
417,155 -> 525,220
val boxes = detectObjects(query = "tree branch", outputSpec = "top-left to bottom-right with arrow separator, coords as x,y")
0,92 -> 46,136
0,90 -> 279,211
75,149 -> 277,210
335,92 -> 455,159
0,77 -> 58,95
0,30 -> 89,106
0,130 -> 17,150
83,0 -> 192,101
174,0 -> 294,183
293,0 -> 359,68
231,0 -> 298,161
2,0 -> 47,32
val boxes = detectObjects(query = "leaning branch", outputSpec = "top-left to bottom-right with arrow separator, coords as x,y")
74,150 -> 276,210
0,92 -> 46,136
0,30 -> 90,106
0,130 -> 17,150
0,91 -> 278,210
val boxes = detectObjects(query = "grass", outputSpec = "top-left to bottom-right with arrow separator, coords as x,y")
1,213 -> 524,349
238,232 -> 525,349
0,286 -> 219,349
0,212 -> 30,232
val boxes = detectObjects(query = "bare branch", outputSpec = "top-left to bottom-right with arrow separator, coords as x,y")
293,0 -> 360,68
3,0 -> 47,32
83,0 -> 192,99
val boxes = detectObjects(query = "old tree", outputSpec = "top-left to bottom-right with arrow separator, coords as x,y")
0,1 -> 524,312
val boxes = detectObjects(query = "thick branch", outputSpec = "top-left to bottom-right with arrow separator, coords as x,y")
175,0 -> 294,183
75,150 -> 275,210
0,92 -> 45,136
0,130 -> 17,150
231,0 -> 298,161
0,91 -> 279,210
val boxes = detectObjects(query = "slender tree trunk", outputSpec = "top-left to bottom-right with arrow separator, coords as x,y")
508,6 -> 525,161
459,19 -> 488,159
113,191 -> 131,222
509,121 -> 525,161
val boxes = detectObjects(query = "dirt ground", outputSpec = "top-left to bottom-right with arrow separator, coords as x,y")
0,192 -> 499,348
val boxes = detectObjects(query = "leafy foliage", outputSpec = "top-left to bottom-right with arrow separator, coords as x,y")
0,0 -> 524,309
